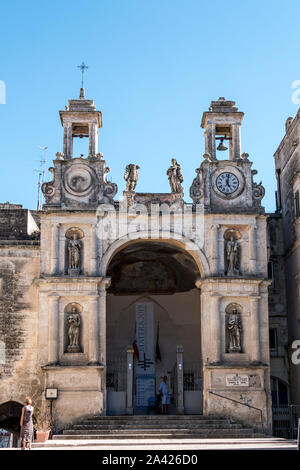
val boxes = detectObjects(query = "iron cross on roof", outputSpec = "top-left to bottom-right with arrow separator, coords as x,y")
77,62 -> 89,89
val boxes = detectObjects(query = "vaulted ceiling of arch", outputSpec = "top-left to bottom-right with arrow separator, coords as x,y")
107,242 -> 199,295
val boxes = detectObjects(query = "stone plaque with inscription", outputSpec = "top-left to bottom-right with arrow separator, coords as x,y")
226,374 -> 249,387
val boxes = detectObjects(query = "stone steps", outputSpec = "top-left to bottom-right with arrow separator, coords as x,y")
53,415 -> 263,440
85,415 -> 229,421
55,430 -> 261,440
71,423 -> 243,430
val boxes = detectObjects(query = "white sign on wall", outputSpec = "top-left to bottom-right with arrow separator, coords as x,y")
226,374 -> 249,387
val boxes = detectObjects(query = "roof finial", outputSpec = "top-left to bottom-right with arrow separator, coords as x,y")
77,61 -> 89,98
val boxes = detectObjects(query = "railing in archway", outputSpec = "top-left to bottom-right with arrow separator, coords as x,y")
106,356 -> 127,416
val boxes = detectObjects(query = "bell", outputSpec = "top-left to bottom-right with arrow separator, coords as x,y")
217,139 -> 228,151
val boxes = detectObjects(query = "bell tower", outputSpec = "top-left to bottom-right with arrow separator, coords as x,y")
42,89 -> 117,209
201,97 -> 244,161
59,89 -> 102,160
190,97 -> 265,213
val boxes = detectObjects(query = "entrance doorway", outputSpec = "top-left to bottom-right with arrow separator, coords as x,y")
105,241 -> 203,415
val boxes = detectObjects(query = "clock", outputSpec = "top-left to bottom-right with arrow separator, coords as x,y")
63,163 -> 95,197
211,167 -> 245,199
216,172 -> 239,195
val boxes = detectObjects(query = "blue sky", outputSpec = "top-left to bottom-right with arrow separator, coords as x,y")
1,0 -> 300,212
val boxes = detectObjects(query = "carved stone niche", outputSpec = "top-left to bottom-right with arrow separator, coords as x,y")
225,303 -> 243,353
65,227 -> 84,276
64,303 -> 83,354
224,228 -> 241,277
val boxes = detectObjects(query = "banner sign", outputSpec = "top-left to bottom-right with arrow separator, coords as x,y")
135,302 -> 155,410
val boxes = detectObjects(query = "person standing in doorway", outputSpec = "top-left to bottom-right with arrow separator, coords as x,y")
20,397 -> 34,450
159,376 -> 169,414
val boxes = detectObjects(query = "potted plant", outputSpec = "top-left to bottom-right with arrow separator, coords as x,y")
34,407 -> 53,443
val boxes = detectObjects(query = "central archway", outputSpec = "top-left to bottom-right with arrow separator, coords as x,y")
104,236 -> 205,416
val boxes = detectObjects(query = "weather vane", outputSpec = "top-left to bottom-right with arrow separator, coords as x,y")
77,62 -> 89,89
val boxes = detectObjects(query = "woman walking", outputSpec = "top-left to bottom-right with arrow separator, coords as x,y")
20,397 -> 34,450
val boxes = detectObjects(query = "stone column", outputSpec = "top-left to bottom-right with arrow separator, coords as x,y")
176,345 -> 184,414
63,123 -> 73,159
249,223 -> 257,275
90,223 -> 98,275
230,124 -> 241,160
210,294 -> 221,364
51,223 -> 60,275
89,123 -> 98,157
249,296 -> 261,364
210,224 -> 219,275
88,295 -> 99,364
48,295 -> 60,364
205,123 -> 216,160
126,347 -> 134,415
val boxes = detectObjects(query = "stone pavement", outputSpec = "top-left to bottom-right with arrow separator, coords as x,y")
28,437 -> 297,450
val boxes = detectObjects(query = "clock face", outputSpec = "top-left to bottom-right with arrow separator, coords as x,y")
216,172 -> 239,195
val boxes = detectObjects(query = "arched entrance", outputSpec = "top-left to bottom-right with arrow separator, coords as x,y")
104,238 -> 205,415
0,401 -> 23,447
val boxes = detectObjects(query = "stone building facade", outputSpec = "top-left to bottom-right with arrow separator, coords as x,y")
273,111 -> 300,406
0,92 -> 281,435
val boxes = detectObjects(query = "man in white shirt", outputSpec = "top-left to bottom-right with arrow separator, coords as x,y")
158,376 -> 169,414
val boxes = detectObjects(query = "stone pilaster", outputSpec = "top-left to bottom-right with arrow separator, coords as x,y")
249,295 -> 261,364
210,294 -> 221,364
230,123 -> 241,160
249,223 -> 257,275
210,224 -> 219,275
63,123 -> 73,159
48,295 -> 60,364
88,295 -> 99,364
204,123 -> 216,160
99,277 -> 111,416
88,123 -> 98,157
90,223 -> 98,275
51,223 -> 60,275
99,278 -> 111,366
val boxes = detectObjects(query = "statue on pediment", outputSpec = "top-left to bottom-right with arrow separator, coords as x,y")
167,158 -> 183,194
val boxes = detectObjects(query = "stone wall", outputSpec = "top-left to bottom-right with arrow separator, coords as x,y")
0,242 -> 42,409
267,214 -> 289,386
274,111 -> 300,404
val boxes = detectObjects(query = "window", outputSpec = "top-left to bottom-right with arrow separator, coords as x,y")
269,328 -> 278,357
271,377 -> 289,406
268,261 -> 275,289
295,190 -> 300,218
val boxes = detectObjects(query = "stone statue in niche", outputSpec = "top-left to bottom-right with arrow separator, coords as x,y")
226,235 -> 240,276
167,158 -> 184,194
227,308 -> 242,353
67,233 -> 82,275
67,306 -> 81,353
124,164 -> 140,192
